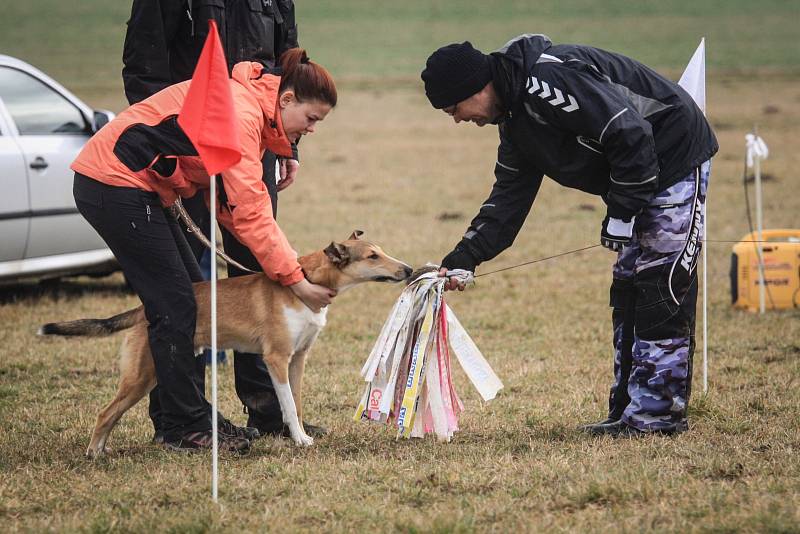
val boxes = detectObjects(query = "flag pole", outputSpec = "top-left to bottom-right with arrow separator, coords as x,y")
753,126 -> 766,314
700,38 -> 709,394
210,174 -> 219,502
176,18 -> 240,502
678,37 -> 709,394
702,177 -> 708,393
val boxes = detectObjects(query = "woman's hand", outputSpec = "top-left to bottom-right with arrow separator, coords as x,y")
290,278 -> 337,312
277,158 -> 300,191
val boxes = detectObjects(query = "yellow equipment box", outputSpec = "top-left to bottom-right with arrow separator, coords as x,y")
731,229 -> 800,311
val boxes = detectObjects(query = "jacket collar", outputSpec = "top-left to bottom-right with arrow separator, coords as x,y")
231,62 -> 294,158
489,34 -> 553,114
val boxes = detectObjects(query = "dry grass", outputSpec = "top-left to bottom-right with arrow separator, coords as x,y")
1,74 -> 799,532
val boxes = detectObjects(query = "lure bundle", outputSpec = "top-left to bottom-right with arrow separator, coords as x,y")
354,268 -> 503,441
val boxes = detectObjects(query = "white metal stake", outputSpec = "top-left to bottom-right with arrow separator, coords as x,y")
754,153 -> 766,314
702,189 -> 708,393
678,38 -> 709,393
210,174 -> 219,502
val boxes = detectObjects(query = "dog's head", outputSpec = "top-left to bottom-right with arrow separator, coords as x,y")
322,230 -> 412,290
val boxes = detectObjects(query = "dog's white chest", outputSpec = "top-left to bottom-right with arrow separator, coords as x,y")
283,305 -> 327,355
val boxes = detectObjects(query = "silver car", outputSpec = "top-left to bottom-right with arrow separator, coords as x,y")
0,55 -> 118,283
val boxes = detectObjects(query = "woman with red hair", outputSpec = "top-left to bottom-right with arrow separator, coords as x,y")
71,49 -> 337,453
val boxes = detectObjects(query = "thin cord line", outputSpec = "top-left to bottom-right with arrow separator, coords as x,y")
475,245 -> 600,277
473,238 -> 797,278
703,239 -> 797,243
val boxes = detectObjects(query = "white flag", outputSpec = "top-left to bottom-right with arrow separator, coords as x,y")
678,38 -> 706,113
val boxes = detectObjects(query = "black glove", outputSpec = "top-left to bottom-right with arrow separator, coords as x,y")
441,244 -> 477,273
600,215 -> 635,252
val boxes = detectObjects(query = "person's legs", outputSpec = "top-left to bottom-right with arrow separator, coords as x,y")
165,201 -> 257,441
608,276 -> 637,420
73,174 -> 210,440
165,205 -> 208,400
147,205 -> 206,441
581,240 -> 639,434
622,162 -> 709,434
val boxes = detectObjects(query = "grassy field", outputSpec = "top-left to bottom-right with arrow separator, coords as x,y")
2,1 -> 800,532
1,0 -> 799,109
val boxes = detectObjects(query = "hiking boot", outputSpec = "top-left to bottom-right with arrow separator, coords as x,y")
218,415 -> 260,441
579,417 -> 622,435
163,429 -> 250,454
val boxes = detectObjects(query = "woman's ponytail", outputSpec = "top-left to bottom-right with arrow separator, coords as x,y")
278,48 -> 337,107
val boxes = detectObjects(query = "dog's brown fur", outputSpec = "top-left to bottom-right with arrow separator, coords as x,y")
39,232 -> 411,457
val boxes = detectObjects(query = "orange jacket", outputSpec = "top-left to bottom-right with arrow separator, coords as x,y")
72,62 -> 303,286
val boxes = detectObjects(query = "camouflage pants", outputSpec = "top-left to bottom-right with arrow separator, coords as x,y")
608,161 -> 710,432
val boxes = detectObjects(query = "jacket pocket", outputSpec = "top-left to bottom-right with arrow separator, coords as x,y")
180,1 -> 224,48
226,0 -> 276,64
137,191 -> 168,225
634,262 -> 691,339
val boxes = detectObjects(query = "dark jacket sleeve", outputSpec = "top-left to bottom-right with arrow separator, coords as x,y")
446,126 -> 544,269
274,0 -> 298,161
529,62 -> 660,219
275,0 -> 299,56
122,0 -> 184,105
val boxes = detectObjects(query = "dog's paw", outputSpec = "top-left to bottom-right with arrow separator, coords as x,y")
85,447 -> 105,459
293,432 -> 314,447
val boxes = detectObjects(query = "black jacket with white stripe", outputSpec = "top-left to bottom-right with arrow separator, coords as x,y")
450,34 -> 718,269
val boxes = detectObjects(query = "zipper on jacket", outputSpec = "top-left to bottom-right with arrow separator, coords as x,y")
186,0 -> 194,36
146,205 -> 151,222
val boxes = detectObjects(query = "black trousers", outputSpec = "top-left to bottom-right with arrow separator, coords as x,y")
73,173 -> 210,441
150,151 -> 283,428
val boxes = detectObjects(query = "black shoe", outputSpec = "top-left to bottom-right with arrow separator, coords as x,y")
250,418 -> 328,439
609,420 -> 688,438
152,429 -> 166,445
299,422 -> 328,439
607,422 -> 647,438
579,417 -> 622,435
218,415 -> 260,441
162,429 -> 250,454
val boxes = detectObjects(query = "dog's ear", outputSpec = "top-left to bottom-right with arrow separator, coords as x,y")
324,241 -> 350,266
348,230 -> 364,240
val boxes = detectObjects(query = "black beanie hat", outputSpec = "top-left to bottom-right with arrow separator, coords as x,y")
421,41 -> 492,109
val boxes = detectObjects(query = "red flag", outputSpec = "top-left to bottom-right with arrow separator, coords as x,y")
178,20 -> 241,176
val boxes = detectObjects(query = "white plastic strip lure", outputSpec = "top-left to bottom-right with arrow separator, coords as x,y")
355,266 -> 502,440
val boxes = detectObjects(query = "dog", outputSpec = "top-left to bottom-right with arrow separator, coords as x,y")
38,231 -> 412,457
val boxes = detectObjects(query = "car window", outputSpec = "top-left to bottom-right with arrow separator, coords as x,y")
0,66 -> 87,135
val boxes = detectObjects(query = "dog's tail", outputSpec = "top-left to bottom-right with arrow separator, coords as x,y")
37,307 -> 143,337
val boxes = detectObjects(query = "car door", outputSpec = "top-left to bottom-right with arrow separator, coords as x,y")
0,103 -> 30,262
0,65 -> 106,260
